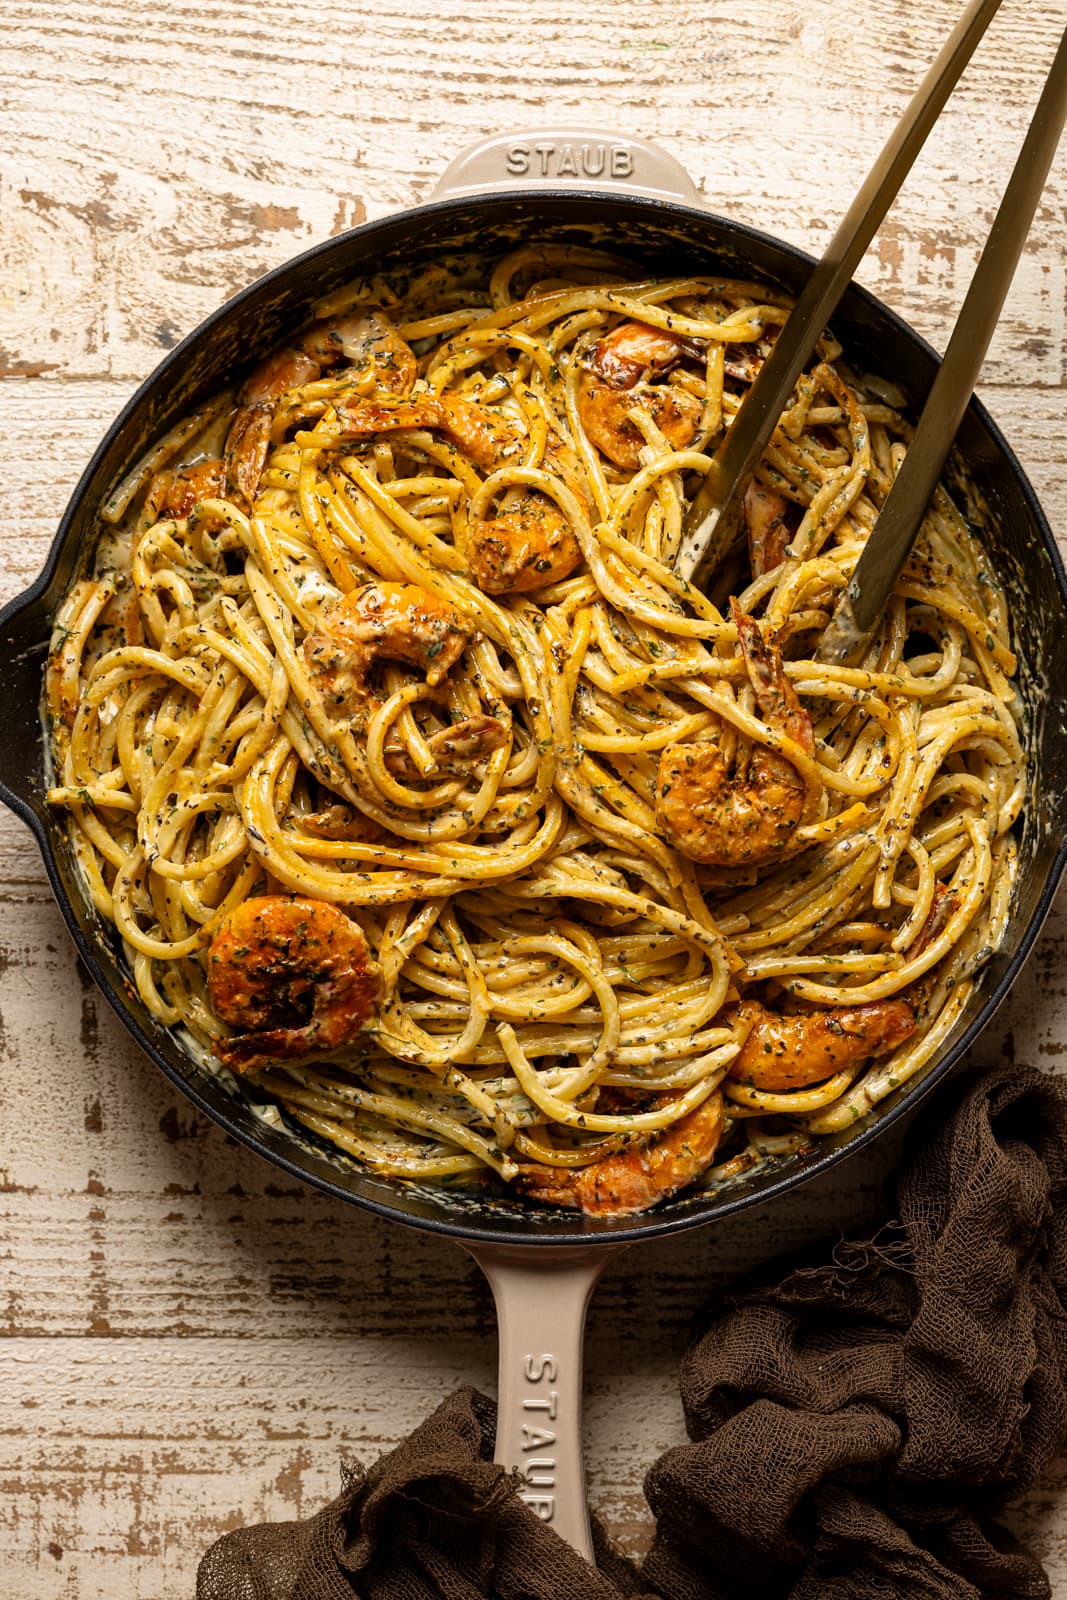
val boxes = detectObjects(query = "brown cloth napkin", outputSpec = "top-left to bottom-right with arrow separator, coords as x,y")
197,1063 -> 1067,1600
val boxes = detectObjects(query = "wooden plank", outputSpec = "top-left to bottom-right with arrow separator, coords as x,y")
1,2 -> 1064,382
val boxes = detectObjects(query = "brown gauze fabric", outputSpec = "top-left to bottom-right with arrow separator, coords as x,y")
197,1064 -> 1067,1600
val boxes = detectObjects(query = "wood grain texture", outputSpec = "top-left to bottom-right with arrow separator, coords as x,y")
2,0 -> 1066,1592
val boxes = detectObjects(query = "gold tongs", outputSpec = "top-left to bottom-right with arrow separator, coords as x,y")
673,0 -> 1067,665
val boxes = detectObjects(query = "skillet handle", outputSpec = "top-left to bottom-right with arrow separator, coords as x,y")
0,584 -> 54,819
465,1241 -> 624,1561
431,129 -> 703,205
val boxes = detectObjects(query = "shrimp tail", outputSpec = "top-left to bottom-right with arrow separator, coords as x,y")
518,1091 -> 725,1215
225,408 -> 273,509
732,598 -> 814,754
744,481 -> 791,577
217,1025 -> 314,1074
383,714 -> 509,779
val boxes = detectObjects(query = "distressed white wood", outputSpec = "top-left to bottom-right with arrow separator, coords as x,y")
2,0 -> 1066,1591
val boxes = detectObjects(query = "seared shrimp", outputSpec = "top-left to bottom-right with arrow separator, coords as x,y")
518,1090 -> 725,1215
729,997 -> 916,1092
577,320 -> 704,470
208,896 -> 380,1071
304,581 -> 475,724
744,481 -> 791,577
727,878 -> 955,1093
225,308 -> 416,506
656,600 -> 814,866
468,489 -> 582,593
590,320 -> 703,387
303,582 -> 505,778
162,458 -> 227,518
329,392 -> 520,472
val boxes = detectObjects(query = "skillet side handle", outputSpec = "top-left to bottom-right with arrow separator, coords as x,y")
0,586 -> 54,816
431,130 -> 703,205
465,1241 -> 622,1561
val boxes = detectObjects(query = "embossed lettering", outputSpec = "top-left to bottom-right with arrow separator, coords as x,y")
521,1357 -> 559,1520
523,1391 -> 558,1418
522,1493 -> 555,1521
503,140 -> 634,183
524,1354 -> 558,1382
522,1425 -> 556,1450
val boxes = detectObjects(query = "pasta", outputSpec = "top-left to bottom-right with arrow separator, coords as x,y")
45,246 -> 1025,1214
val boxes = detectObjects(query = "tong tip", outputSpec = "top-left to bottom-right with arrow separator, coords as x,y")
815,590 -> 872,666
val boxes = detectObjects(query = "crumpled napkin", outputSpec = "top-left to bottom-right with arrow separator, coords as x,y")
197,1063 -> 1067,1600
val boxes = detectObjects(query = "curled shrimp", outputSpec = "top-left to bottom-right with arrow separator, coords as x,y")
225,308 -> 416,507
576,320 -> 704,470
656,600 -> 815,866
162,458 -> 228,518
207,896 -> 381,1071
304,582 -> 506,774
729,998 -> 916,1092
726,883 -> 957,1094
329,392 -> 521,471
518,1090 -> 725,1215
304,581 -> 476,723
468,488 -> 582,593
744,481 -> 791,577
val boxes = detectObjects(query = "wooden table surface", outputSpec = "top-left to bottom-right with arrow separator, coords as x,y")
3,2 -> 1067,1594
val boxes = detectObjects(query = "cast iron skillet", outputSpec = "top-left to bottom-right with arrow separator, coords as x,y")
2,132 -> 1066,1555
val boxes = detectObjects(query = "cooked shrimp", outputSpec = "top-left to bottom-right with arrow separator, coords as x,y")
722,327 -> 779,385
208,896 -> 380,1071
744,481 -> 791,576
162,458 -> 227,518
656,600 -> 815,866
577,319 -> 704,470
225,308 -> 416,507
729,997 -> 916,1092
329,392 -> 520,472
468,489 -> 582,593
657,742 -> 806,868
304,581 -> 476,728
591,320 -> 704,387
518,1090 -> 725,1215
899,880 -> 960,1020
914,881 -> 959,955
727,889 -> 946,1095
